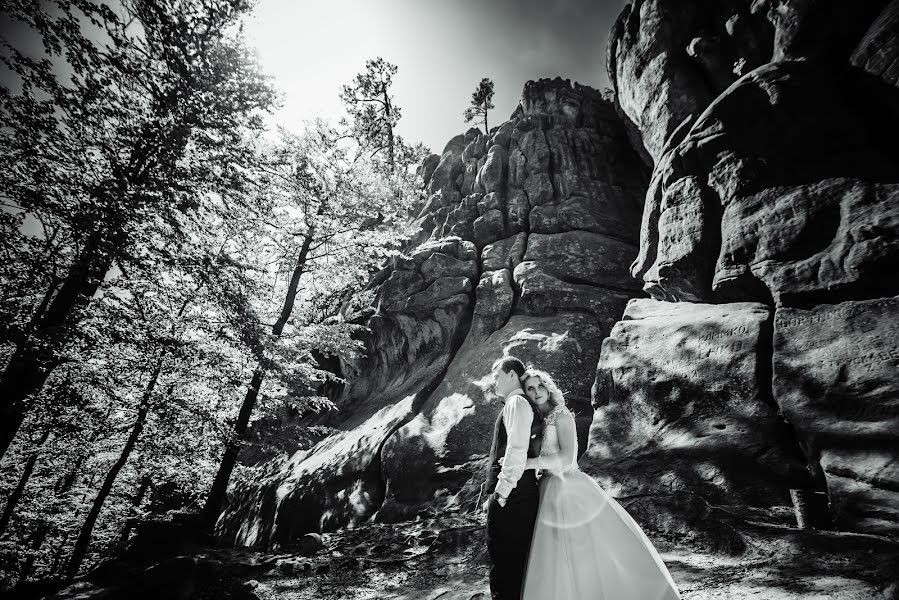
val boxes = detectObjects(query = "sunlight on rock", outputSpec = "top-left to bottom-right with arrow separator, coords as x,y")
693,462 -> 725,486
425,393 -> 476,454
348,480 -> 373,518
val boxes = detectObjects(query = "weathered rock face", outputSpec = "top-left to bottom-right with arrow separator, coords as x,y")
597,0 -> 899,539
609,0 -> 773,163
773,297 -> 899,535
218,396 -> 420,547
632,61 -> 899,305
221,3 -> 899,547
218,79 -> 649,546
609,0 -> 892,164
374,78 -> 648,521
587,299 -> 812,506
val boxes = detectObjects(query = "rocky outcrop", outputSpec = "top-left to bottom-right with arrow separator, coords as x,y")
773,297 -> 899,535
631,61 -> 899,305
597,0 -> 899,539
220,3 -> 899,548
588,299 -> 812,505
218,79 -> 649,546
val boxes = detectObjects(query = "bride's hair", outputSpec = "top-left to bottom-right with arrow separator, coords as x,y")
521,367 -> 566,408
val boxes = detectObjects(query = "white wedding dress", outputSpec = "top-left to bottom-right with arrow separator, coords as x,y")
521,405 -> 682,600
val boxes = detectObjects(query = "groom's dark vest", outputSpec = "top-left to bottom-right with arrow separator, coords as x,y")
485,396 -> 543,495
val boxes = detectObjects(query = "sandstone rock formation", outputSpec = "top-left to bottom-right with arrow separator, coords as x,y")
597,0 -> 899,539
221,2 -> 899,549
218,79 -> 649,546
773,297 -> 899,534
588,299 -> 812,506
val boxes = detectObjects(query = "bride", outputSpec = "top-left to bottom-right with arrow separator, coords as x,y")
518,367 -> 682,600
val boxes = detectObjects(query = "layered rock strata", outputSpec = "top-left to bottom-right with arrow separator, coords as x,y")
596,0 -> 899,538
218,79 -> 649,545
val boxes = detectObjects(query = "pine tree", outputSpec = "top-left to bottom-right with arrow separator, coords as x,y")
463,77 -> 495,132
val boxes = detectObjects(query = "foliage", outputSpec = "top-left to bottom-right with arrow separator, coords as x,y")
0,0 -> 278,458
463,77 -> 495,132
0,4 -> 429,587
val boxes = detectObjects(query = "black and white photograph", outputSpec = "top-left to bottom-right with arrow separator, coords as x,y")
0,0 -> 897,598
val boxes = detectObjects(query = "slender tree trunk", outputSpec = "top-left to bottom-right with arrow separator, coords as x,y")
0,229 -> 116,460
65,357 -> 162,579
200,222 -> 317,532
0,429 -> 51,537
199,368 -> 265,531
49,531 -> 69,576
382,88 -> 394,169
16,522 -> 50,587
133,474 -> 152,507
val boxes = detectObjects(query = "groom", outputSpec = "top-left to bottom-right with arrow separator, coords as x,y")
484,356 -> 542,600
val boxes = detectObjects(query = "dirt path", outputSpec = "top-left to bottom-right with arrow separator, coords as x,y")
44,508 -> 898,600
235,512 -> 898,600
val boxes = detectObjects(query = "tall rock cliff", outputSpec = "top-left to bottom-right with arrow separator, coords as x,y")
218,78 -> 650,547
219,1 -> 899,550
597,0 -> 899,538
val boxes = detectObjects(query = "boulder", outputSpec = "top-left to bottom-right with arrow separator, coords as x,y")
477,145 -> 508,193
418,153 -> 440,188
586,298 -> 813,506
428,149 -> 465,201
470,269 -> 514,341
217,396 -> 420,547
773,297 -> 899,535
481,233 -> 527,272
851,0 -> 899,88
523,231 -> 642,292
419,252 -> 479,283
472,209 -> 506,249
513,261 -> 633,319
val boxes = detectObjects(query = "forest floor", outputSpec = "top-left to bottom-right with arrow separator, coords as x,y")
43,508 -> 899,600
195,509 -> 898,600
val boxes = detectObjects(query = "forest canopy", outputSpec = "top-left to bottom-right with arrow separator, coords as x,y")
0,0 -> 428,586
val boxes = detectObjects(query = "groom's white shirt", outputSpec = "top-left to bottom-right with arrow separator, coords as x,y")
495,387 -> 533,499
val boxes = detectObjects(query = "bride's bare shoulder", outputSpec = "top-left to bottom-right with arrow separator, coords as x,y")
546,405 -> 573,424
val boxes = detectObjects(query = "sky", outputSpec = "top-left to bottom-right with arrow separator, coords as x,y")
242,0 -> 630,153
0,0 -> 629,154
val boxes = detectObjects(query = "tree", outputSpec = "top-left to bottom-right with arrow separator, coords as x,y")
463,77 -> 495,133
339,57 -> 401,169
199,120 -> 416,531
0,0 -> 276,460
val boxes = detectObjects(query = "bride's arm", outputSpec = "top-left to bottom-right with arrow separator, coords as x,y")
525,411 -> 577,470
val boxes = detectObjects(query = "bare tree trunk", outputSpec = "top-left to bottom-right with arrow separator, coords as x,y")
133,474 -> 152,507
0,229 -> 116,460
16,522 -> 50,587
200,220 -> 317,532
49,531 -> 69,576
383,87 -> 395,169
65,357 -> 162,579
0,429 -> 50,536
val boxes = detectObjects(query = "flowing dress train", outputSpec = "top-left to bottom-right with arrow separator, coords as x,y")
521,405 -> 681,600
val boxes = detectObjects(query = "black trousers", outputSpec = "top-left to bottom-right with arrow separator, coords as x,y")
486,471 -> 539,600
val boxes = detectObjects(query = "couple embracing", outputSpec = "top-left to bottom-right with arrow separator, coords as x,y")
483,356 -> 682,600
